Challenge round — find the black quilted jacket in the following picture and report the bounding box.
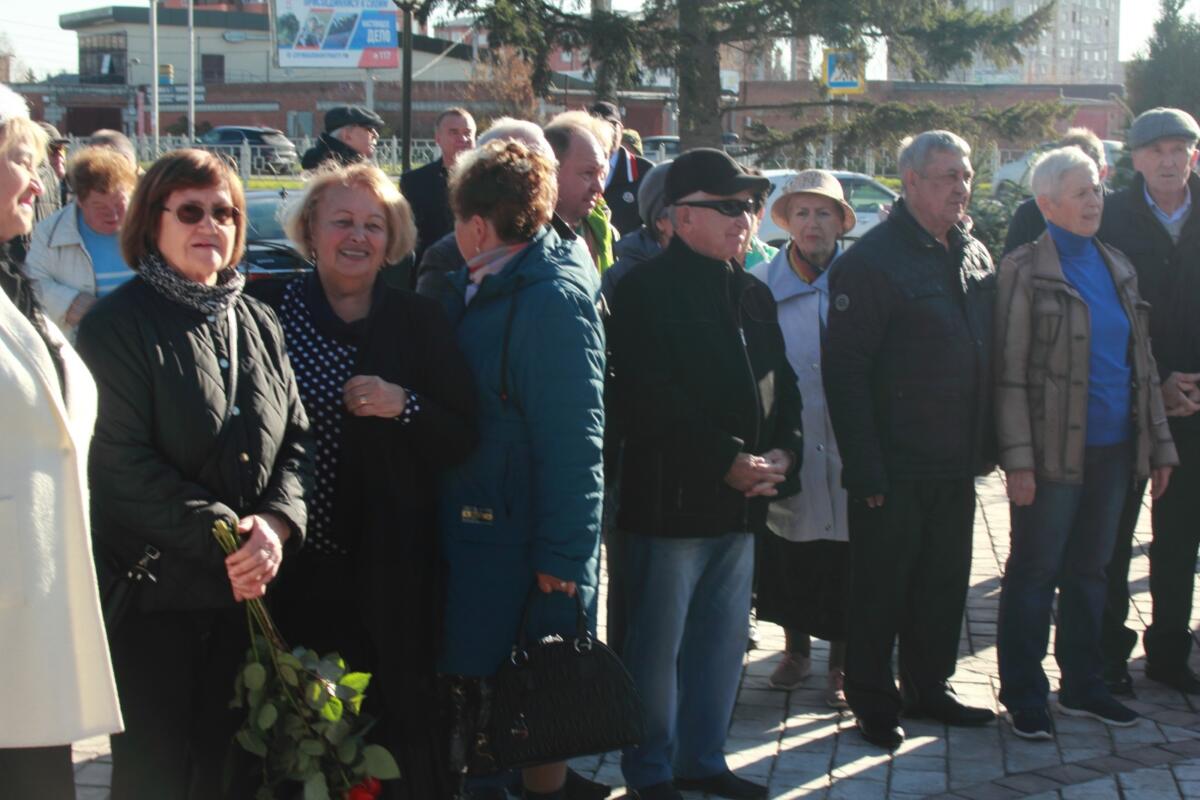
[76,277,312,612]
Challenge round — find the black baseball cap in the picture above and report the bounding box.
[588,101,621,125]
[665,148,770,204]
[324,105,385,133]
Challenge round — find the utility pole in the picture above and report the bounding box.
[187,0,195,142]
[150,0,159,154]
[389,1,416,172]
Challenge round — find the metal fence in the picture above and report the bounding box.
[62,134,441,181]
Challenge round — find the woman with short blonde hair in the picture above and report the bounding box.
[25,144,139,334]
[260,161,477,798]
[0,82,123,799]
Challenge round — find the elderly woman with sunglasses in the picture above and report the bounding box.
[75,148,312,799]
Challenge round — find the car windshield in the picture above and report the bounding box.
[246,196,286,241]
[198,130,222,144]
[843,180,895,214]
[262,132,292,147]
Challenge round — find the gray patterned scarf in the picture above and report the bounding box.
[137,252,245,315]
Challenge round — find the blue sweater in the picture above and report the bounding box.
[1047,222,1132,445]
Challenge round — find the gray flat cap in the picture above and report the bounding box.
[1129,107,1200,150]
[637,161,672,227]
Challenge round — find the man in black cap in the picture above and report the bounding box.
[609,148,803,800]
[300,105,385,170]
[589,100,654,236]
[1098,106,1200,695]
[400,106,476,268]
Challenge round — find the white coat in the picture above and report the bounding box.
[750,245,848,543]
[25,202,96,336]
[0,288,123,747]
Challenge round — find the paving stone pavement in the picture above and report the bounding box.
[71,472,1200,798]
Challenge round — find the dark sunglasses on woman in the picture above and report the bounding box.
[161,202,241,226]
[674,197,762,217]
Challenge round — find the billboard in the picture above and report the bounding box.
[274,0,399,69]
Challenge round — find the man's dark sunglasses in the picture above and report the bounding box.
[161,202,241,226]
[674,197,762,217]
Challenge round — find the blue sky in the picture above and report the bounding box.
[5,0,1188,80]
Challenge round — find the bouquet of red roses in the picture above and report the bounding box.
[214,520,399,800]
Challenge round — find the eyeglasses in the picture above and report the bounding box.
[674,197,762,217]
[161,202,240,226]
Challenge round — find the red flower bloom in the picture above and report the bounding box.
[346,777,382,800]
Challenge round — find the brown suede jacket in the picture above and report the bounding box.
[995,233,1178,483]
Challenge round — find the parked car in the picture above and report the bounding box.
[242,189,309,282]
[756,169,898,247]
[993,139,1124,192]
[642,133,743,163]
[197,126,300,175]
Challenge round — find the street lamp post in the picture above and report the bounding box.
[390,0,416,173]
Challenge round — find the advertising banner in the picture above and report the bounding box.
[274,0,399,69]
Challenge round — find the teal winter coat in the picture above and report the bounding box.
[423,226,606,676]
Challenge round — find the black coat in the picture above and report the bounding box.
[253,275,477,798]
[1099,172,1200,438]
[823,199,997,498]
[76,278,312,611]
[301,132,365,170]
[400,157,453,267]
[609,235,804,538]
[604,147,655,236]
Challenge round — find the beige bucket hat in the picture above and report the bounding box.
[770,169,857,234]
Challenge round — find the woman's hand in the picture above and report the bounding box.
[343,375,408,419]
[1006,469,1037,507]
[536,572,577,598]
[1151,465,1173,500]
[226,513,289,601]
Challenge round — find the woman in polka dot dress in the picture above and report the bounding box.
[255,162,478,800]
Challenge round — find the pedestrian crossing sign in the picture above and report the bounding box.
[824,50,866,95]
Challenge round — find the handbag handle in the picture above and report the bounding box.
[510,582,591,664]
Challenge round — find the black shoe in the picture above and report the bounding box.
[1104,668,1135,697]
[1057,694,1139,726]
[565,768,612,800]
[1145,665,1200,694]
[856,714,905,750]
[908,689,995,726]
[629,783,681,800]
[1007,708,1054,741]
[673,771,767,800]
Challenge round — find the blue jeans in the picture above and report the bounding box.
[998,442,1133,711]
[620,532,754,790]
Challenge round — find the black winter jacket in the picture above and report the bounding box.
[609,235,804,538]
[1099,172,1200,438]
[301,132,365,171]
[76,278,312,612]
[823,199,997,498]
[400,157,453,267]
[604,147,656,236]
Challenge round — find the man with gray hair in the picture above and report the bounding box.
[1003,127,1110,254]
[1098,106,1200,695]
[824,130,997,749]
[300,105,384,170]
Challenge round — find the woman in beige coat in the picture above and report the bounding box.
[0,84,122,796]
[995,146,1176,741]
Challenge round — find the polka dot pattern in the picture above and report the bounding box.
[277,279,354,556]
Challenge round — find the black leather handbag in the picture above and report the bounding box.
[471,590,646,772]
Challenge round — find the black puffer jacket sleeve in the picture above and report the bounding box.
[77,304,236,566]
[823,256,894,498]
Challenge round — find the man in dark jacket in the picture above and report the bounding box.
[611,149,803,800]
[590,100,655,236]
[300,105,384,170]
[1002,127,1110,255]
[824,130,997,750]
[1097,107,1200,695]
[400,107,476,267]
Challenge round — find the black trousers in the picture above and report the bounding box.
[844,477,976,717]
[109,606,256,800]
[0,744,74,798]
[1099,477,1148,674]
[1145,433,1200,671]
